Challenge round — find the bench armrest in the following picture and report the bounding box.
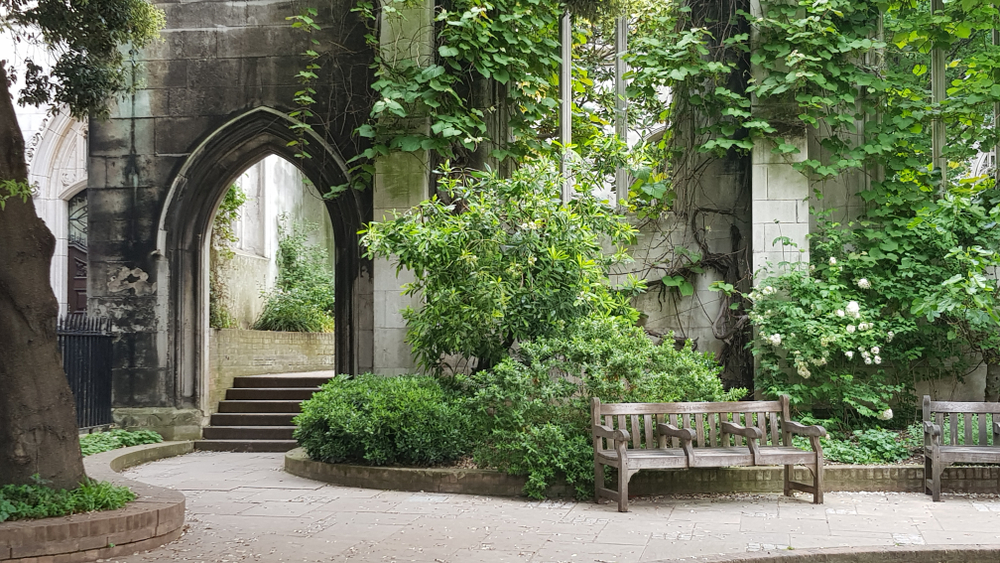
[924,421,942,438]
[785,420,827,438]
[994,421,1000,437]
[721,421,763,440]
[593,424,630,443]
[657,423,696,442]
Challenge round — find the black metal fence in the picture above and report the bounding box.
[57,314,114,429]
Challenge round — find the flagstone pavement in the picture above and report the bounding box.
[109,451,1000,563]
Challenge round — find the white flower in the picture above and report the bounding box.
[763,286,776,295]
[887,331,895,342]
[768,333,782,346]
[797,364,811,378]
[846,325,856,334]
[846,300,861,319]
[878,408,893,421]
[845,351,854,359]
[874,355,882,364]
[871,346,880,354]
[864,357,873,365]
[858,322,872,331]
[836,309,845,317]
[812,357,827,366]
[520,223,530,229]
[857,278,871,289]
[829,257,838,265]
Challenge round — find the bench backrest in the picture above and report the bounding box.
[922,396,1000,446]
[591,396,793,451]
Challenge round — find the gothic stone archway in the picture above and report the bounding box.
[86,0,374,436]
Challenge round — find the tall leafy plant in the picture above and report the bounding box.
[361,159,643,372]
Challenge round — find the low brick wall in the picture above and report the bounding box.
[285,448,1000,497]
[0,442,192,562]
[208,329,336,412]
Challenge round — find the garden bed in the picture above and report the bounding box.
[284,447,1000,497]
[0,442,191,562]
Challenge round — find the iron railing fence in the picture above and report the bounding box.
[57,314,113,430]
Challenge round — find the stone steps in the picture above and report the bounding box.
[195,373,332,452]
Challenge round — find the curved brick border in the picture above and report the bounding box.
[285,448,999,497]
[0,441,193,562]
[659,544,1000,563]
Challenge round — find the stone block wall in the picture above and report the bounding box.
[206,329,336,412]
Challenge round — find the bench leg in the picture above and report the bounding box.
[783,465,793,497]
[923,455,933,497]
[618,467,629,512]
[931,461,943,502]
[594,458,604,504]
[812,459,824,505]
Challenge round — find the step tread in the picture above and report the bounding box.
[210,413,298,426]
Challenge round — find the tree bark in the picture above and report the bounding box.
[986,360,1000,402]
[0,65,86,489]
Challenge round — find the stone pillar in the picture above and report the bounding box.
[371,0,434,374]
[751,134,810,278]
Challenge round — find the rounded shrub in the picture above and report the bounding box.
[293,374,473,466]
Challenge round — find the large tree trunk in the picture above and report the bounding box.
[986,360,1000,402]
[0,65,86,489]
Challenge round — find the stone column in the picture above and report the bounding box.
[371,0,434,374]
[751,134,811,277]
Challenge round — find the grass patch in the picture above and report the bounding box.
[0,479,135,523]
[80,429,163,457]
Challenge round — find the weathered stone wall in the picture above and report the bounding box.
[87,0,374,417]
[206,329,336,413]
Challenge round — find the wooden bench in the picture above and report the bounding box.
[591,395,826,511]
[922,395,1000,501]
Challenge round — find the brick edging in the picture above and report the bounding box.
[285,448,1000,497]
[0,441,193,562]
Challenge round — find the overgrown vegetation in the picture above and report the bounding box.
[209,184,247,329]
[79,429,163,457]
[0,478,135,523]
[361,160,643,372]
[254,219,336,333]
[465,316,744,498]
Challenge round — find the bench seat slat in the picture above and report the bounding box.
[756,445,815,465]
[690,447,753,467]
[938,445,1000,464]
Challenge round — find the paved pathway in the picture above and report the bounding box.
[113,452,1000,562]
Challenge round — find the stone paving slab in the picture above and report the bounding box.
[105,452,1000,563]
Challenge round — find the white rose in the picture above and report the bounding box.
[829,257,837,265]
[836,309,845,317]
[845,351,854,359]
[871,346,880,354]
[874,355,882,364]
[886,331,895,342]
[769,333,782,346]
[797,365,811,378]
[878,408,893,421]
[846,325,856,334]
[857,278,871,289]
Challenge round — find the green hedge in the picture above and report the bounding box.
[293,374,473,466]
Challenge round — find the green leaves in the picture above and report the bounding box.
[360,160,638,373]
